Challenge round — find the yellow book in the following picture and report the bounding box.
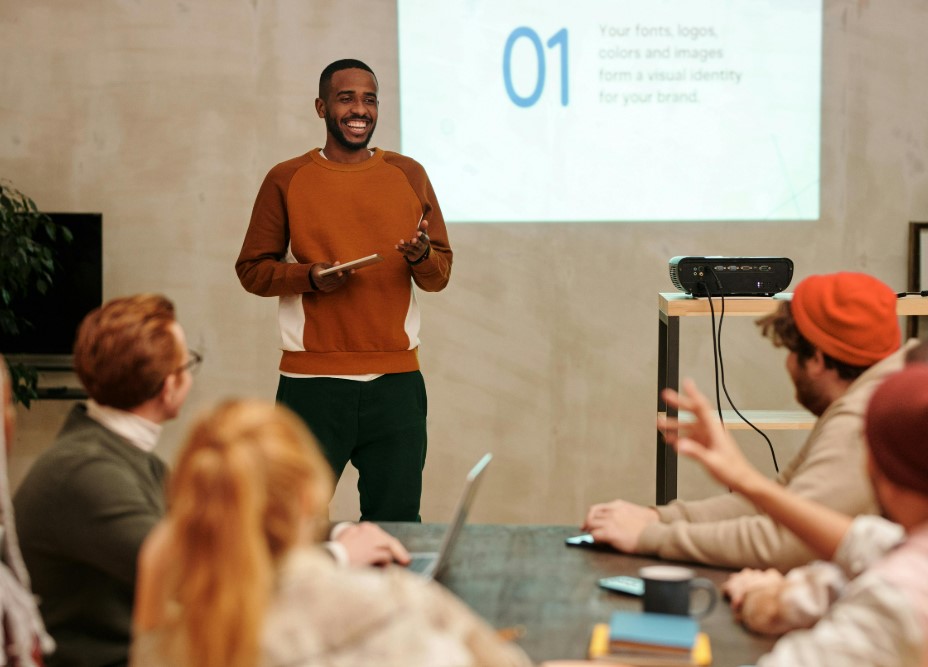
[588,623,712,665]
[693,633,712,666]
[589,623,611,659]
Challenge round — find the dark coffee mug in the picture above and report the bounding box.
[639,565,718,618]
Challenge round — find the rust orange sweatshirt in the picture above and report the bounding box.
[236,148,452,375]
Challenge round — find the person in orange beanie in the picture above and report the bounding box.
[584,271,918,571]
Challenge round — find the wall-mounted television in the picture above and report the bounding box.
[0,212,103,368]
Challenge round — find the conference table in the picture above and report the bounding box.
[380,523,775,664]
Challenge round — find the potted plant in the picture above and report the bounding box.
[0,180,72,406]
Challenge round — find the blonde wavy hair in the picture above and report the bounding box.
[165,399,333,667]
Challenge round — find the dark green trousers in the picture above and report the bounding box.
[277,371,427,521]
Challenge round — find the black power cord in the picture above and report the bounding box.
[698,270,780,474]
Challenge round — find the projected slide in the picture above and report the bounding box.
[397,0,822,222]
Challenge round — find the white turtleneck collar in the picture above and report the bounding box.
[85,399,162,453]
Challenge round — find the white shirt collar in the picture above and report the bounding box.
[319,148,374,160]
[85,399,162,453]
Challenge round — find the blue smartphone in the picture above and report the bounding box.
[598,575,645,597]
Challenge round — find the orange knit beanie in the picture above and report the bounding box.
[791,272,900,366]
[866,365,928,493]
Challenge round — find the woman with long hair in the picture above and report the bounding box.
[130,399,531,667]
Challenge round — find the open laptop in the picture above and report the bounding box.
[407,453,492,580]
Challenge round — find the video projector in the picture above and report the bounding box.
[669,256,794,297]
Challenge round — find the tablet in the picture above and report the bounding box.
[317,254,383,277]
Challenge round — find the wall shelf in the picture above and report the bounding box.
[658,410,815,430]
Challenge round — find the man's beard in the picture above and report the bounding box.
[793,373,830,417]
[325,113,376,151]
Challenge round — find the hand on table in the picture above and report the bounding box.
[582,499,659,552]
[335,522,411,567]
[725,568,793,636]
[724,568,785,611]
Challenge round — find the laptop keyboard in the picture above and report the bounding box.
[407,554,436,573]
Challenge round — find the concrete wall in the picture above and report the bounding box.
[2,0,926,525]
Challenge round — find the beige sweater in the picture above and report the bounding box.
[759,517,926,666]
[636,340,917,572]
[131,548,532,667]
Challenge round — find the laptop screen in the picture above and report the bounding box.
[430,452,493,578]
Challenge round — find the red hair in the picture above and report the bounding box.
[73,294,181,409]
[164,400,333,667]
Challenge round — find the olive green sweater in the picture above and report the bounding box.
[14,405,167,667]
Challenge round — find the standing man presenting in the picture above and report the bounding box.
[236,59,452,522]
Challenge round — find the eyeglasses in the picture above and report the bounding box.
[175,349,203,375]
[146,350,203,400]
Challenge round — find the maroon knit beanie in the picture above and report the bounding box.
[866,365,928,493]
[791,272,900,366]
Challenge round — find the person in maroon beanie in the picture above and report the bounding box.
[660,364,928,666]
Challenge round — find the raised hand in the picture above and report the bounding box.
[657,378,762,494]
[396,218,431,263]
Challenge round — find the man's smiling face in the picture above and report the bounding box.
[317,68,379,152]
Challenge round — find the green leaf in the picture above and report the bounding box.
[8,361,39,408]
[0,180,73,351]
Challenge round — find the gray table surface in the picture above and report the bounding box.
[379,522,775,664]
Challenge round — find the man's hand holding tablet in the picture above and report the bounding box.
[309,254,383,293]
[318,254,383,276]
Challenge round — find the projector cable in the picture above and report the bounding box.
[699,272,780,474]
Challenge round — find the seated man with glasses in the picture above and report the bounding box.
[12,294,411,667]
[13,294,197,667]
